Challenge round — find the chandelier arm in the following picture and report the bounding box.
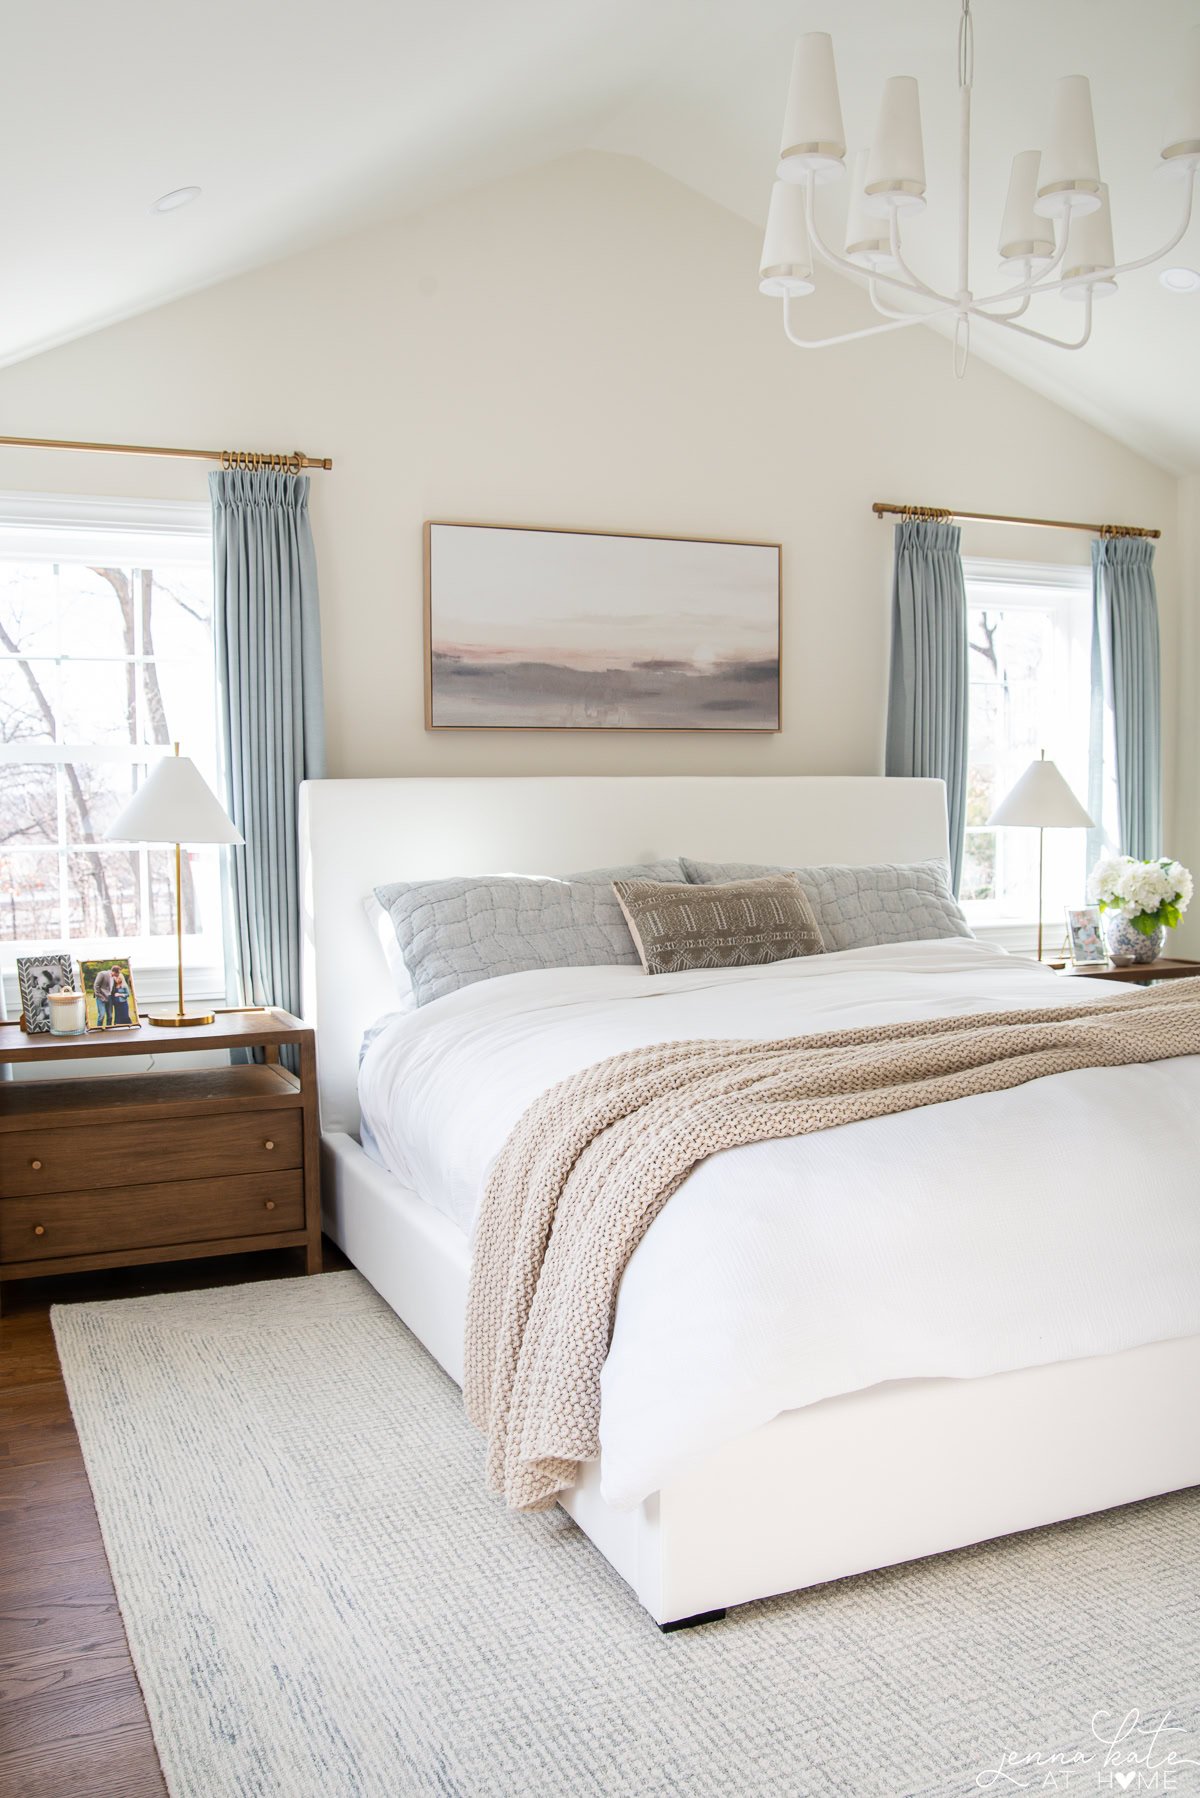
[981,287,1095,349]
[782,293,963,348]
[802,176,953,304]
[1097,172,1195,279]
[866,279,967,323]
[971,264,1033,320]
[888,211,955,304]
[867,279,926,318]
[972,290,1033,321]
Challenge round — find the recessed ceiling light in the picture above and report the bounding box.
[1159,266,1200,293]
[151,186,201,215]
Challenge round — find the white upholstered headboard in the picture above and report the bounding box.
[299,775,949,1134]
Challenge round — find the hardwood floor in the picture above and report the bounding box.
[0,1242,347,1797]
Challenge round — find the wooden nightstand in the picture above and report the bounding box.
[0,1010,322,1296]
[1054,957,1200,987]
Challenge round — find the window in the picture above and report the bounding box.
[960,558,1099,941]
[0,495,224,1001]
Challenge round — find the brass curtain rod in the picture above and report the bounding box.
[872,501,1159,540]
[0,433,332,472]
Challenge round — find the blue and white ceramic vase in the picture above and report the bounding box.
[1103,913,1166,966]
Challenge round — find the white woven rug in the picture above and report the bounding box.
[54,1271,1200,1798]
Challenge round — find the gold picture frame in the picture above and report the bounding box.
[424,520,782,733]
[79,957,141,1031]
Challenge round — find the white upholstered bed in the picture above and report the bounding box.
[300,775,1200,1626]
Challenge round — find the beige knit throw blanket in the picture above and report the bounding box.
[463,978,1200,1511]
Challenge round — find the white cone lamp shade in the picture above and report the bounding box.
[759,181,815,295]
[987,758,1095,829]
[1061,183,1117,299]
[1162,26,1200,170]
[1035,75,1102,217]
[845,149,898,269]
[998,151,1056,266]
[777,34,846,184]
[106,756,243,847]
[106,754,242,1028]
[865,77,927,215]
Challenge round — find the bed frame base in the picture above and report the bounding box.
[322,1130,1200,1627]
[658,1610,727,1633]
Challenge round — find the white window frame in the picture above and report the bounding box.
[960,557,1093,954]
[0,491,226,1016]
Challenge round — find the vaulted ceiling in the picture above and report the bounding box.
[4,1,1197,469]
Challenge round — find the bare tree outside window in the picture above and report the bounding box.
[960,571,1092,925]
[0,546,216,950]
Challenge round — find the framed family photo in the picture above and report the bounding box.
[424,521,782,732]
[1065,906,1109,967]
[79,958,140,1031]
[17,952,77,1033]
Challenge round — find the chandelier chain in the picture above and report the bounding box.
[958,0,974,90]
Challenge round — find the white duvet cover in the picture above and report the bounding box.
[357,939,1200,1508]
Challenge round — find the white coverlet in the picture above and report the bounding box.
[358,939,1200,1508]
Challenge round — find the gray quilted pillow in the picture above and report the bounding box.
[680,858,971,953]
[374,862,685,1006]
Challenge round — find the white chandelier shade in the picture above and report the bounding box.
[777,33,846,183]
[761,0,1199,367]
[1034,75,1102,217]
[998,151,1055,266]
[1062,184,1117,300]
[845,150,898,269]
[865,76,927,214]
[759,182,815,296]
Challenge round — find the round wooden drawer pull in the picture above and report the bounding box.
[34,1224,46,1236]
[264,1199,276,1211]
[30,1159,42,1171]
[264,1140,275,1151]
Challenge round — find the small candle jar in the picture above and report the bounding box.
[48,991,87,1035]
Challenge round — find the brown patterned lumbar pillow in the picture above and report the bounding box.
[610,874,825,975]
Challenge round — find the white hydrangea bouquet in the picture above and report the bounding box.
[1087,854,1193,962]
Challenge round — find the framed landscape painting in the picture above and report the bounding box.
[424,522,781,731]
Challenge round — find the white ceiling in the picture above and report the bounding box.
[3,1,1198,470]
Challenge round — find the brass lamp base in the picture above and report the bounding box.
[149,1011,215,1028]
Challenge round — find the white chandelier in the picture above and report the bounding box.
[759,0,1199,370]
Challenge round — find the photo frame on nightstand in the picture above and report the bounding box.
[1065,906,1109,967]
[78,958,141,1031]
[16,951,78,1033]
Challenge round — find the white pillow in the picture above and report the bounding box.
[363,892,416,1012]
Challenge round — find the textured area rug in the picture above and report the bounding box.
[54,1272,1200,1798]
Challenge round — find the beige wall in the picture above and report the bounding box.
[0,150,1185,850]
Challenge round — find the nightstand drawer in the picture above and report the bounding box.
[0,1170,304,1263]
[1,1109,301,1198]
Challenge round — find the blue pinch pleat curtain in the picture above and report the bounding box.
[884,519,970,893]
[1090,535,1162,861]
[210,469,326,1019]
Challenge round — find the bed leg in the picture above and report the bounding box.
[658,1608,727,1633]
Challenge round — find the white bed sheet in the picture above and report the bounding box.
[357,939,1200,1508]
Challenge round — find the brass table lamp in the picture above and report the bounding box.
[987,750,1095,962]
[106,745,243,1026]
